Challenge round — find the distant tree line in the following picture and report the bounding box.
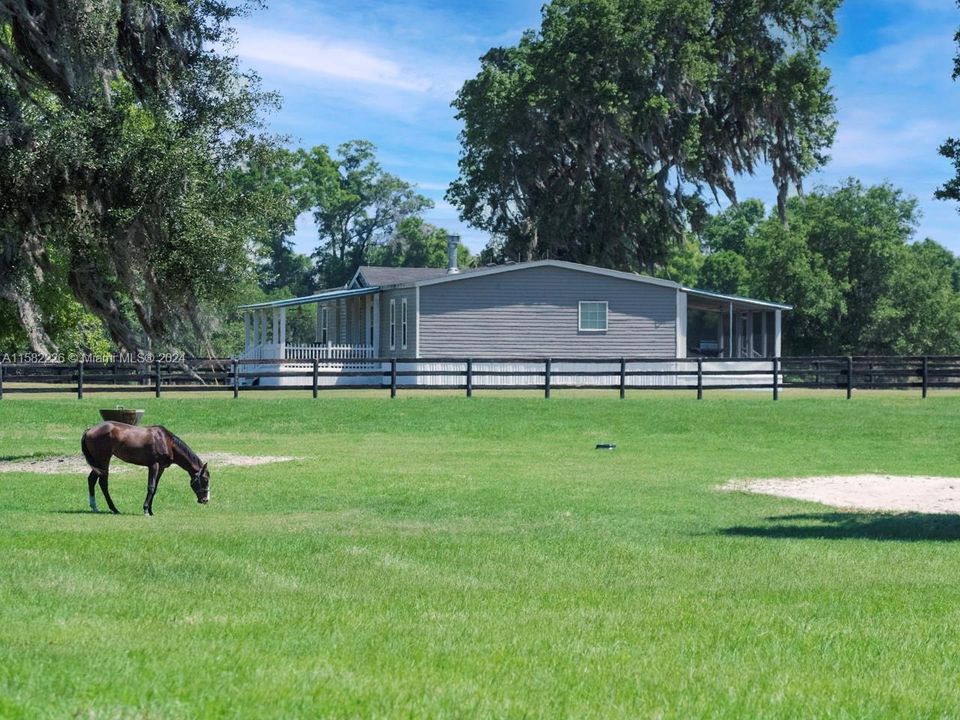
[655,181,960,356]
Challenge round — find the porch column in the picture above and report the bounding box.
[279,307,287,358]
[774,310,782,357]
[271,308,279,355]
[372,293,381,356]
[252,311,259,347]
[761,312,767,359]
[728,302,734,359]
[244,312,252,351]
[675,290,687,359]
[260,310,268,346]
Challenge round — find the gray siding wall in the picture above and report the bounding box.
[378,287,417,358]
[418,266,677,358]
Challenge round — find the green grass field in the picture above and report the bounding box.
[2,393,960,718]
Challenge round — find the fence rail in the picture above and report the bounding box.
[2,355,960,399]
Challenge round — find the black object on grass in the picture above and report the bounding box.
[596,443,617,450]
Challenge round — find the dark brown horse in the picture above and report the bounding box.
[81,422,210,515]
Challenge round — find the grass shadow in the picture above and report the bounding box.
[50,510,126,515]
[721,512,960,542]
[0,452,53,462]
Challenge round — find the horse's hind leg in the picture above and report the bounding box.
[87,471,100,513]
[98,468,119,514]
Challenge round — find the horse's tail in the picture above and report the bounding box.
[80,431,99,473]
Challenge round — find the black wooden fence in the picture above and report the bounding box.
[1,356,960,400]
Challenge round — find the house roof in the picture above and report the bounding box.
[412,260,680,290]
[238,285,380,311]
[352,266,451,287]
[682,287,793,311]
[238,259,790,312]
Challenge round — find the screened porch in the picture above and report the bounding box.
[683,289,788,359]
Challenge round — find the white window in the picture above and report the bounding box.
[319,306,328,344]
[389,299,396,350]
[401,298,408,349]
[578,301,608,332]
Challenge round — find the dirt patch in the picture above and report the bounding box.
[722,475,960,514]
[0,452,298,475]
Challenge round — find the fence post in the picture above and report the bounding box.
[846,356,853,400]
[155,359,161,398]
[312,358,319,399]
[619,358,626,399]
[232,358,239,399]
[77,360,84,400]
[390,358,397,398]
[922,355,929,399]
[466,358,473,398]
[815,360,821,389]
[544,358,552,399]
[772,357,780,401]
[697,358,703,400]
[0,361,4,400]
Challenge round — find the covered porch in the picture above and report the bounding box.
[682,288,789,359]
[239,286,381,363]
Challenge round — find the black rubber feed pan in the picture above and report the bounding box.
[99,408,145,425]
[596,443,617,450]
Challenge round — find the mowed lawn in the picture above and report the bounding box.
[2,394,960,718]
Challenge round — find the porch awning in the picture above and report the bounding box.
[238,286,381,311]
[682,287,792,311]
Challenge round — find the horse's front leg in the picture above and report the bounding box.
[98,469,119,514]
[143,463,164,516]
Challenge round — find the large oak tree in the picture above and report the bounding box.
[448,0,839,270]
[0,0,283,355]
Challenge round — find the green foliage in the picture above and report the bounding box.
[689,180,960,355]
[367,217,472,269]
[937,4,960,205]
[698,250,751,295]
[302,142,433,288]
[653,238,703,287]
[228,146,315,298]
[448,0,839,268]
[701,200,766,255]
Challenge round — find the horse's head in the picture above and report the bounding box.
[191,463,210,504]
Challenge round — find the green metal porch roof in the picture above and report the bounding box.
[238,286,380,311]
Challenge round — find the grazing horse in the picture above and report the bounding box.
[81,422,210,515]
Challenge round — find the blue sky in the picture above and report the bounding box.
[234,0,960,256]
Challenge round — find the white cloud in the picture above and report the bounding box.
[236,29,434,93]
[845,33,955,84]
[829,114,951,170]
[412,180,451,192]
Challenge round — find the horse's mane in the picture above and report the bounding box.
[160,427,201,468]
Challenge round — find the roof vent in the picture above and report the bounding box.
[447,234,461,274]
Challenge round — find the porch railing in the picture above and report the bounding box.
[284,344,375,362]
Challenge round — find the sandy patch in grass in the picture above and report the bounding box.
[0,452,298,475]
[723,475,960,514]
